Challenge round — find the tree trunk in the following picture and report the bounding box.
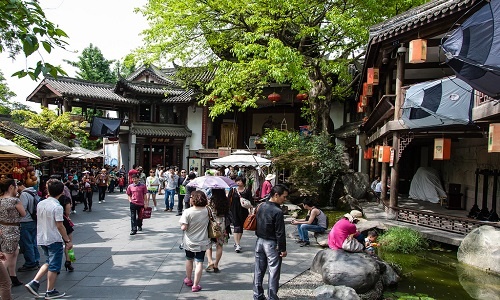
[309,76,333,134]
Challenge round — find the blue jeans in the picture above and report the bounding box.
[253,238,282,300]
[297,224,326,242]
[164,189,175,209]
[40,242,63,272]
[19,221,40,267]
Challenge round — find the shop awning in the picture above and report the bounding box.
[0,137,40,159]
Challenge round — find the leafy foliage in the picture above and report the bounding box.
[137,0,427,132]
[0,70,34,115]
[12,135,39,157]
[263,129,346,197]
[379,227,429,254]
[11,108,87,145]
[64,44,116,83]
[0,0,68,79]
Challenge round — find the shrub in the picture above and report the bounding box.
[378,227,428,254]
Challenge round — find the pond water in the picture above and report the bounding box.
[380,249,500,300]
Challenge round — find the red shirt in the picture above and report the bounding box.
[126,183,147,206]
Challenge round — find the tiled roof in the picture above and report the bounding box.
[162,89,196,104]
[116,79,191,99]
[38,77,138,104]
[369,0,484,43]
[130,125,192,137]
[173,63,217,84]
[0,119,72,151]
[126,65,179,86]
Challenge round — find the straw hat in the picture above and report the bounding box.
[265,174,276,181]
[344,210,366,222]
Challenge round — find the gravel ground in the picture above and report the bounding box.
[278,269,324,300]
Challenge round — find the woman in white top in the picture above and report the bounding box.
[146,169,159,211]
[179,191,210,293]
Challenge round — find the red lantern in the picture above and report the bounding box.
[69,133,76,139]
[108,137,119,142]
[89,136,98,141]
[296,93,308,101]
[268,92,281,103]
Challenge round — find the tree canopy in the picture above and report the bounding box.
[137,0,427,132]
[64,44,116,83]
[0,0,69,79]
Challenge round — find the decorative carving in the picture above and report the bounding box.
[398,133,414,158]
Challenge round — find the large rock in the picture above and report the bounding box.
[342,172,370,199]
[457,225,500,275]
[315,285,360,300]
[311,250,380,293]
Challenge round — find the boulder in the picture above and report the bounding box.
[376,260,400,286]
[356,220,388,233]
[315,232,329,247]
[311,250,380,293]
[457,225,500,275]
[337,194,362,212]
[315,285,360,300]
[342,172,370,200]
[358,279,384,300]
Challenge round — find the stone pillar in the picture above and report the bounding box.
[63,99,70,113]
[129,134,136,171]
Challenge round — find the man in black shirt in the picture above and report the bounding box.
[253,184,289,300]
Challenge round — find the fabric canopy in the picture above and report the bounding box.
[442,0,500,98]
[210,150,271,168]
[68,147,104,159]
[401,77,473,129]
[90,117,121,137]
[0,136,40,159]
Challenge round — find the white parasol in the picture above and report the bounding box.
[210,150,271,168]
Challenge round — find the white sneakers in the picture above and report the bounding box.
[103,200,106,203]
[153,206,158,211]
[235,244,242,253]
[98,201,101,204]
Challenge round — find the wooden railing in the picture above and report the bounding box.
[391,206,500,235]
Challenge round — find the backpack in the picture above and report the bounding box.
[22,190,41,221]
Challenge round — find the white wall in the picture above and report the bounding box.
[187,106,204,151]
[330,101,345,129]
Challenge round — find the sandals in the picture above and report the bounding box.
[192,285,202,292]
[205,263,214,271]
[213,267,220,273]
[183,278,193,287]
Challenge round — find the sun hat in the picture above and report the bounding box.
[344,210,366,222]
[265,174,276,181]
[101,168,107,172]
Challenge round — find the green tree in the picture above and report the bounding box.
[0,0,68,79]
[0,70,34,115]
[137,0,426,133]
[64,44,116,83]
[263,129,346,200]
[11,108,87,145]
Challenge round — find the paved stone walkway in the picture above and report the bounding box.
[12,192,319,299]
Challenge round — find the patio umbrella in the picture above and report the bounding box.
[210,150,271,168]
[0,136,40,159]
[442,0,500,98]
[186,175,231,189]
[216,176,237,188]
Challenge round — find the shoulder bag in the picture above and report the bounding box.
[243,203,262,231]
[237,190,253,209]
[207,206,223,238]
[341,235,364,252]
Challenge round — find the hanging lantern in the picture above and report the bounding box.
[357,101,364,113]
[108,137,119,142]
[268,92,281,103]
[69,133,76,139]
[296,93,308,101]
[378,146,391,163]
[367,68,379,85]
[364,147,374,160]
[363,83,373,96]
[360,95,369,107]
[489,124,500,152]
[89,136,98,141]
[409,39,427,63]
[434,138,451,160]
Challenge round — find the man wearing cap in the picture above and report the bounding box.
[260,173,276,199]
[327,210,364,251]
[96,169,108,204]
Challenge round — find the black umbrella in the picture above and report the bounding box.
[442,0,500,99]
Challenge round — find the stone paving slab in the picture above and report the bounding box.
[12,192,319,299]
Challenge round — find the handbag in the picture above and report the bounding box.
[207,207,223,238]
[237,190,253,209]
[139,207,153,219]
[243,204,262,231]
[63,215,74,227]
[341,235,364,252]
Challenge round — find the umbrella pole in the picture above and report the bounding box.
[244,142,268,177]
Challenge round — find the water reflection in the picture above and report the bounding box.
[456,264,500,300]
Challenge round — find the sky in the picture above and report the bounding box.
[0,0,148,111]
